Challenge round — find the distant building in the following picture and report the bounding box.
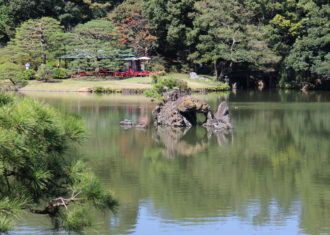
[57,53,155,77]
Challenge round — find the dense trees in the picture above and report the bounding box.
[143,0,196,59]
[109,0,157,56]
[141,0,329,88]
[0,0,329,88]
[0,0,123,44]
[9,17,63,66]
[189,0,279,79]
[0,92,117,232]
[68,19,126,72]
[284,3,330,86]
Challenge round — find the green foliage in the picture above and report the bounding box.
[0,92,117,232]
[0,0,130,45]
[93,86,105,93]
[143,0,196,59]
[8,17,64,67]
[53,68,69,79]
[144,88,163,100]
[37,64,53,81]
[150,74,159,84]
[189,0,279,79]
[144,77,188,100]
[0,91,13,106]
[145,56,167,72]
[284,4,330,84]
[0,217,13,232]
[66,19,127,73]
[91,86,121,93]
[213,83,231,91]
[0,3,14,44]
[19,69,35,80]
[0,62,23,85]
[61,206,92,231]
[0,0,329,88]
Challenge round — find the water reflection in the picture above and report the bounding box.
[152,126,232,157]
[19,91,330,235]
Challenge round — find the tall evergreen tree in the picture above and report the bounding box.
[189,0,279,79]
[67,19,126,72]
[7,17,64,66]
[143,0,196,59]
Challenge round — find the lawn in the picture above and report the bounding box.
[19,73,220,92]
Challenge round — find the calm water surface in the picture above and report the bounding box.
[14,90,330,235]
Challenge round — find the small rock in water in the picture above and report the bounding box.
[120,119,134,126]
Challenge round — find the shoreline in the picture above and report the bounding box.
[15,74,229,93]
[18,87,231,94]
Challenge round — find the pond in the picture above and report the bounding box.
[13,90,330,235]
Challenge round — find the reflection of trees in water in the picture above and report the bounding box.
[152,126,232,157]
[30,92,330,235]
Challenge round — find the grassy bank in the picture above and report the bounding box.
[18,73,221,92]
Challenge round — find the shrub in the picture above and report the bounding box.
[53,68,69,79]
[144,89,162,100]
[0,62,20,84]
[37,64,53,81]
[150,74,159,84]
[146,56,167,72]
[170,65,179,73]
[144,77,189,100]
[92,86,104,93]
[19,69,35,80]
[214,83,231,91]
[180,64,190,73]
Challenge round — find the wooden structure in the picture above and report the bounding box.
[57,53,160,77]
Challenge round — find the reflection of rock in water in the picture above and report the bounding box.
[205,127,232,147]
[153,126,232,158]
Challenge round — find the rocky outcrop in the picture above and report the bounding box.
[152,90,209,127]
[203,102,232,130]
[152,90,232,130]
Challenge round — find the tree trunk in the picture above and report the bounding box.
[218,61,227,80]
[214,59,218,79]
[41,53,46,65]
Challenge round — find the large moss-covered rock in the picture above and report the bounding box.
[152,90,232,130]
[152,90,209,127]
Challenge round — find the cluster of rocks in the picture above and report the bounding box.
[152,90,232,130]
[189,72,210,81]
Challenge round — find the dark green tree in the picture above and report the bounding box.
[0,1,14,44]
[189,0,279,79]
[7,17,64,67]
[67,19,126,73]
[143,0,196,59]
[0,92,117,232]
[284,2,330,87]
